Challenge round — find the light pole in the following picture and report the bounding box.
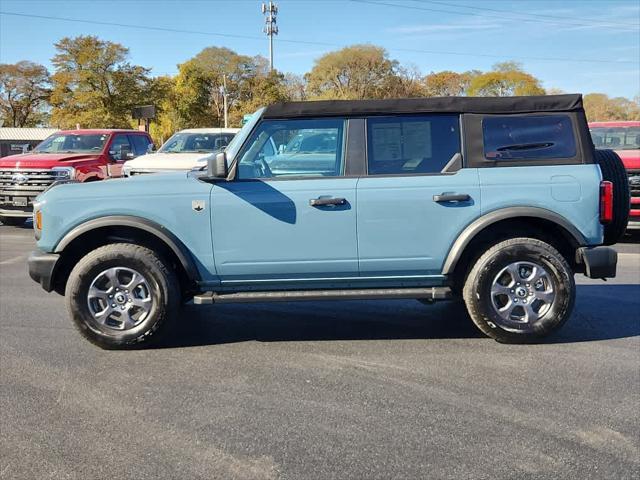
[219,74,228,128]
[262,2,278,71]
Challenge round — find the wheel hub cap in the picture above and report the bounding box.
[86,267,152,331]
[490,261,556,332]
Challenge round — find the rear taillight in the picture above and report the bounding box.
[600,181,613,224]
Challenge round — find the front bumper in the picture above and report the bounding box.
[576,246,617,279]
[627,219,640,230]
[0,206,33,218]
[28,250,60,292]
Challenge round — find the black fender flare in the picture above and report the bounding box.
[441,207,588,275]
[54,215,200,282]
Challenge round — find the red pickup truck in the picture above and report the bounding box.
[589,121,640,230]
[0,129,152,226]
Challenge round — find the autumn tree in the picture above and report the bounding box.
[305,45,405,100]
[423,70,479,97]
[49,36,154,128]
[282,73,307,101]
[467,61,545,97]
[584,93,640,121]
[230,70,291,124]
[0,61,50,127]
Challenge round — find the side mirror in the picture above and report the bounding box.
[147,143,155,153]
[207,151,228,179]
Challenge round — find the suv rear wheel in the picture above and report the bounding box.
[463,238,575,343]
[65,243,180,349]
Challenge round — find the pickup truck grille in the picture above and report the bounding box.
[0,169,56,209]
[628,170,640,197]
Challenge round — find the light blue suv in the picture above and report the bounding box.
[28,95,629,349]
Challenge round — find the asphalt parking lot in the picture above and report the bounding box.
[1,223,639,480]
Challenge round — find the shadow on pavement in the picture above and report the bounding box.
[156,284,640,349]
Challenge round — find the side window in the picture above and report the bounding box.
[109,134,132,161]
[366,115,460,175]
[130,135,151,155]
[483,115,576,160]
[236,118,345,179]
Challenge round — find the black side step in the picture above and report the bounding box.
[193,287,451,305]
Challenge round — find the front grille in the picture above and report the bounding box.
[628,170,640,197]
[0,169,56,206]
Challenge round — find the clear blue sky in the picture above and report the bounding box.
[1,0,639,98]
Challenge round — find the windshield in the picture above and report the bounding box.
[159,132,235,153]
[34,133,109,153]
[225,108,265,163]
[590,126,640,151]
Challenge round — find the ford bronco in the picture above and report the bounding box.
[28,95,629,349]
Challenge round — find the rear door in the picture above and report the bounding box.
[356,114,481,277]
[211,117,359,283]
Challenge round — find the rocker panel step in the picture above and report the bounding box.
[193,287,452,305]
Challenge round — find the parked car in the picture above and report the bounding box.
[123,128,239,176]
[0,129,153,226]
[28,95,629,349]
[589,121,639,229]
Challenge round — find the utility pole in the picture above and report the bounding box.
[220,74,228,128]
[262,1,278,71]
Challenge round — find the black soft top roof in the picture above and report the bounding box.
[263,94,583,118]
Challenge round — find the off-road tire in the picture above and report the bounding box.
[65,243,180,349]
[0,216,27,226]
[463,237,575,343]
[595,149,630,245]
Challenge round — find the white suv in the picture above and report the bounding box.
[123,128,239,176]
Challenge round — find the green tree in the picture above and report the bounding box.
[0,61,50,127]
[146,75,179,146]
[467,61,545,97]
[305,45,402,100]
[50,36,154,128]
[169,47,274,127]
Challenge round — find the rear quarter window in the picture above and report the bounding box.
[483,115,576,160]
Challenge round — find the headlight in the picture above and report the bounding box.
[51,166,76,180]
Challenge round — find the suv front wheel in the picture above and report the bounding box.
[463,238,575,343]
[65,243,180,349]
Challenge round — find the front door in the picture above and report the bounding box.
[211,117,358,284]
[106,134,133,177]
[356,114,481,277]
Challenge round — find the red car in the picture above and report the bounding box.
[589,121,640,230]
[0,129,152,226]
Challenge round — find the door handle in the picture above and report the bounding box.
[433,193,471,203]
[309,197,347,207]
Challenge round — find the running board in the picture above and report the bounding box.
[193,287,452,305]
